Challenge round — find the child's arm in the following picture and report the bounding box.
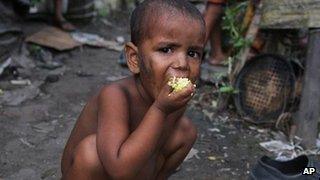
[96,83,194,179]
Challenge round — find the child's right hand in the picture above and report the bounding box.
[154,81,195,115]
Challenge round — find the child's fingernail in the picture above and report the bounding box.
[193,84,196,88]
[191,92,194,96]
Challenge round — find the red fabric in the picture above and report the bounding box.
[207,0,227,4]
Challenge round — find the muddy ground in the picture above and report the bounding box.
[0,14,276,180]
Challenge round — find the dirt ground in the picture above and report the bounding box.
[0,14,275,180]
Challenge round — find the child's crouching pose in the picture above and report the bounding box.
[61,0,206,179]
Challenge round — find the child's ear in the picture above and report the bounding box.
[125,42,140,74]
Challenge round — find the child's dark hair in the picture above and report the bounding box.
[130,0,205,46]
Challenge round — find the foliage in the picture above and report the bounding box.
[29,44,42,55]
[30,0,43,6]
[218,84,239,94]
[222,1,251,57]
[98,7,109,18]
[214,1,250,96]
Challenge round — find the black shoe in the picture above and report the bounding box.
[249,155,320,180]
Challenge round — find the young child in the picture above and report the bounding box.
[61,0,205,179]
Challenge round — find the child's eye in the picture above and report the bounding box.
[187,50,200,59]
[159,47,172,53]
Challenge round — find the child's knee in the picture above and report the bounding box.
[180,117,198,146]
[72,134,103,171]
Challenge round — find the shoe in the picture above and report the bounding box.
[249,155,320,180]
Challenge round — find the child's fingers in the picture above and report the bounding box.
[170,83,195,98]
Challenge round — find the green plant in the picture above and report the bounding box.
[29,44,42,55]
[218,84,239,94]
[98,7,109,18]
[222,1,251,57]
[30,0,43,6]
[213,1,250,97]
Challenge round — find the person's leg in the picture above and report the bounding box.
[156,116,197,179]
[62,134,109,180]
[203,1,226,65]
[208,15,226,65]
[54,0,75,31]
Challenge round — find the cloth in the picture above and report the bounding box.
[207,0,227,4]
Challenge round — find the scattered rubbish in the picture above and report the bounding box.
[32,122,55,134]
[258,137,320,161]
[71,32,123,51]
[45,75,59,83]
[215,134,226,139]
[249,126,268,133]
[219,168,231,172]
[0,81,42,106]
[26,26,81,51]
[260,140,295,153]
[184,148,200,161]
[10,79,31,86]
[106,75,126,82]
[29,46,63,70]
[41,168,56,179]
[208,128,220,133]
[0,57,12,75]
[208,156,217,161]
[211,100,217,108]
[202,109,214,120]
[76,71,94,77]
[116,36,125,44]
[19,138,35,148]
[101,19,113,27]
[11,54,36,70]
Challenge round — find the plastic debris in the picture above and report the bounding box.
[202,109,214,120]
[211,100,217,108]
[260,140,295,153]
[0,81,42,106]
[116,36,125,44]
[208,156,217,161]
[259,138,320,161]
[19,138,35,148]
[184,148,200,161]
[32,122,55,134]
[208,128,220,133]
[71,32,123,51]
[219,168,231,172]
[10,79,31,86]
[0,57,12,75]
[106,75,126,82]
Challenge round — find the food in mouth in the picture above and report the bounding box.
[167,77,192,92]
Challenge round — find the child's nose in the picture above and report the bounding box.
[172,53,188,70]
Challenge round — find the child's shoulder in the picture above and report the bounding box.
[97,76,135,104]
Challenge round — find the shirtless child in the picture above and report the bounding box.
[61,0,206,179]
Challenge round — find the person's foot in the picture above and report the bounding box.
[54,18,76,32]
[207,54,227,66]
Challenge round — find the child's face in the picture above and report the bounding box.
[138,13,205,99]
